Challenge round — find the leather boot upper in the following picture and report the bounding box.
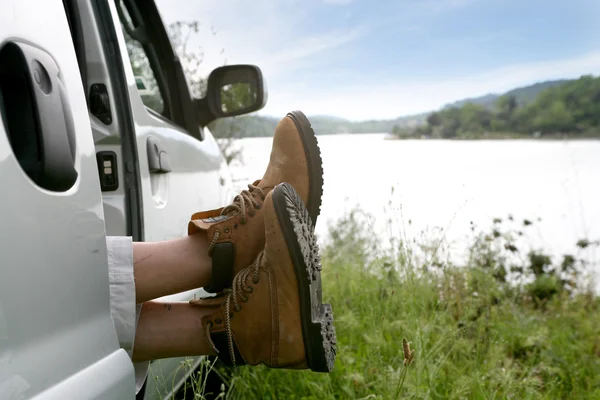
[191,190,308,368]
[257,116,310,204]
[188,113,313,293]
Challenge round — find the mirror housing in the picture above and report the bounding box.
[196,64,267,126]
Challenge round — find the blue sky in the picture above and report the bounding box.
[156,0,600,121]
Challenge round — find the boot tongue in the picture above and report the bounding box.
[189,205,234,234]
[198,214,229,227]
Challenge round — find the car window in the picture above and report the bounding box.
[117,1,166,116]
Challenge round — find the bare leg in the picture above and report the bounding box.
[132,301,217,362]
[133,234,212,303]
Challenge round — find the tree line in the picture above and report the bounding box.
[393,75,600,139]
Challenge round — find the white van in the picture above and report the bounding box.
[0,0,266,398]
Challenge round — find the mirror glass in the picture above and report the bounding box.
[218,68,259,114]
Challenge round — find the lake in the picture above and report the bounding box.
[228,134,600,283]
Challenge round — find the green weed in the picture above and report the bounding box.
[194,211,600,399]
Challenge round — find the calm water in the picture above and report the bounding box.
[229,134,600,275]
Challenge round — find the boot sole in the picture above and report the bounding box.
[273,182,336,372]
[286,111,324,227]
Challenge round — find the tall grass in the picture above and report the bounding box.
[188,210,600,399]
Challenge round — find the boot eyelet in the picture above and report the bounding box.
[246,286,253,293]
[224,227,230,234]
[241,296,248,303]
[252,277,259,284]
[234,305,241,312]
[234,224,239,230]
[215,318,222,325]
[229,312,234,319]
[255,204,261,210]
[249,210,256,217]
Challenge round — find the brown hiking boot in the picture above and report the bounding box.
[189,111,324,293]
[190,183,336,372]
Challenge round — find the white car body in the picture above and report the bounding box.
[0,0,260,398]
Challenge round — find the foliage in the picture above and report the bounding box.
[210,113,429,138]
[185,211,600,399]
[444,80,569,110]
[223,76,595,138]
[166,21,249,163]
[167,21,207,99]
[119,12,246,163]
[215,79,580,138]
[403,75,600,139]
[121,14,427,140]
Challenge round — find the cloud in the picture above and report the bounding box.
[322,0,354,4]
[422,0,479,12]
[260,51,600,120]
[155,0,365,79]
[258,27,366,72]
[155,0,600,121]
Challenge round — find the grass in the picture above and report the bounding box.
[184,211,600,399]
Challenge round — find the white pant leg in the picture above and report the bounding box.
[106,236,149,395]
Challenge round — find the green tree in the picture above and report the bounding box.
[167,21,207,98]
[120,14,246,163]
[421,75,600,138]
[492,95,518,132]
[496,95,517,116]
[531,100,574,133]
[439,108,461,138]
[458,103,492,134]
[426,112,442,127]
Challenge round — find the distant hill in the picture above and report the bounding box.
[209,79,573,138]
[209,112,428,137]
[396,74,600,139]
[444,80,571,110]
[209,115,277,138]
[307,113,428,135]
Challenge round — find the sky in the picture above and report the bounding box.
[155,0,600,121]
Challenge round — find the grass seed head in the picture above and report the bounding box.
[402,338,415,366]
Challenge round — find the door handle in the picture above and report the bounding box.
[147,137,171,173]
[1,41,78,191]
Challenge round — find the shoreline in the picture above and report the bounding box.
[226,133,600,140]
[385,135,600,141]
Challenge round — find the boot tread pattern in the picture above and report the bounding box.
[274,182,337,373]
[287,111,324,227]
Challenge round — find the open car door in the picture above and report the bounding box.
[0,0,134,398]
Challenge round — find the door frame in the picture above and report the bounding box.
[90,0,145,241]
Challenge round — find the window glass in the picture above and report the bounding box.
[118,2,165,115]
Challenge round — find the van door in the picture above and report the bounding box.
[113,0,232,244]
[93,0,233,397]
[113,1,232,396]
[0,0,134,399]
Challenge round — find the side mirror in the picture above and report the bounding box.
[196,65,267,126]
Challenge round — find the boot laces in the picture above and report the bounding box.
[207,184,265,255]
[205,251,264,367]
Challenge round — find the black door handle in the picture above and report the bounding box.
[147,137,171,173]
[0,41,78,191]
